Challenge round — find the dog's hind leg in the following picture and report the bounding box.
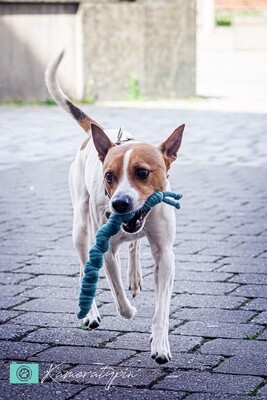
[128,240,142,297]
[104,243,137,319]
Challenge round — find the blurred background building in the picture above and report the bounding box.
[0,0,196,101]
[197,0,267,107]
[0,0,266,103]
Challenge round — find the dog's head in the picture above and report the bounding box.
[91,123,184,234]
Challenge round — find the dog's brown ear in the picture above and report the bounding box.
[91,123,115,162]
[159,124,185,169]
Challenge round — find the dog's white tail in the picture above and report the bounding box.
[45,51,101,134]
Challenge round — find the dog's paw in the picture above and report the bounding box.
[128,280,142,298]
[118,305,137,319]
[150,335,171,364]
[151,351,171,364]
[83,303,101,329]
[83,315,101,329]
[128,274,142,298]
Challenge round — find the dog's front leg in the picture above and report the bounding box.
[104,244,137,319]
[150,245,174,364]
[147,209,176,364]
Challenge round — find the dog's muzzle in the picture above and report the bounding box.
[112,194,132,214]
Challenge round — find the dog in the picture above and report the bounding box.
[45,52,185,364]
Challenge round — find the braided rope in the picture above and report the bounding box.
[77,191,182,319]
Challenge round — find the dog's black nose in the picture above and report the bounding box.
[112,195,132,213]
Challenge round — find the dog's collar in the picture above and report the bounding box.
[115,127,135,145]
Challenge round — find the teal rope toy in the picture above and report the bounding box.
[77,191,182,319]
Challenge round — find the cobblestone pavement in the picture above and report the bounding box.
[1,104,267,171]
[0,104,267,399]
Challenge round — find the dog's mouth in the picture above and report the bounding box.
[122,209,149,234]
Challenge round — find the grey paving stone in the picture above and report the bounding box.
[243,298,267,311]
[258,330,267,340]
[30,346,136,365]
[98,302,134,317]
[258,384,267,398]
[99,297,158,318]
[0,245,46,256]
[200,338,267,356]
[172,281,238,295]
[173,294,246,309]
[174,308,255,323]
[174,270,233,282]
[172,321,262,339]
[106,332,201,353]
[13,298,78,313]
[229,274,267,285]
[37,248,76,258]
[18,262,78,276]
[21,286,80,299]
[230,285,267,298]
[23,327,120,346]
[0,324,37,340]
[0,296,28,309]
[0,360,9,380]
[23,275,79,287]
[175,261,221,272]
[31,255,78,267]
[174,255,222,264]
[252,311,267,324]
[0,310,22,323]
[0,255,35,271]
[186,394,254,400]
[215,354,267,376]
[0,340,48,360]
[97,290,117,303]
[200,244,265,257]
[120,351,222,370]
[218,262,267,274]
[9,311,79,327]
[0,284,32,297]
[98,316,180,333]
[174,242,208,255]
[73,387,186,400]
[210,225,266,236]
[0,381,84,400]
[176,233,229,242]
[153,371,263,395]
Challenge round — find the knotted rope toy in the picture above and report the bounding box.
[77,191,182,319]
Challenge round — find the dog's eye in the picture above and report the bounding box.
[105,172,115,184]
[135,168,150,179]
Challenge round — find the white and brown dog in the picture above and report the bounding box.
[45,52,184,364]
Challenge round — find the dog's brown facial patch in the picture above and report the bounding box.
[127,144,167,203]
[103,143,167,202]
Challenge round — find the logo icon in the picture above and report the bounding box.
[10,363,39,384]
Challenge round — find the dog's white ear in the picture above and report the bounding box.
[159,124,185,169]
[91,123,115,162]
